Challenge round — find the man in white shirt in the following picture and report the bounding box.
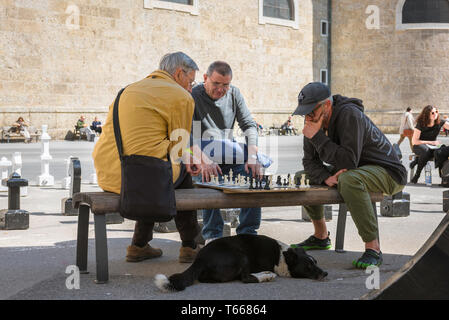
[397,107,415,150]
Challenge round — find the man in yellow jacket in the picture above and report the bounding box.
[93,52,218,263]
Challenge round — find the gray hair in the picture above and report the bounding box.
[159,52,199,76]
[318,96,333,106]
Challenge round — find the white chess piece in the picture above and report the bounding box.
[229,169,233,184]
[0,157,12,192]
[37,125,54,186]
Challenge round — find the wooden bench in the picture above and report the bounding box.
[1,126,40,143]
[72,188,384,284]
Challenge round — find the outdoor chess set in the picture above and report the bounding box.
[194,170,327,193]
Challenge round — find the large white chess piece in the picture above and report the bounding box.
[12,152,27,196]
[37,125,54,186]
[0,156,12,192]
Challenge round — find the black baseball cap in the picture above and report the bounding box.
[292,82,331,116]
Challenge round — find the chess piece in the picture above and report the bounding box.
[249,177,254,190]
[295,176,301,188]
[229,169,233,183]
[276,175,282,186]
[306,179,310,188]
[283,178,288,187]
[264,176,271,190]
[224,175,228,184]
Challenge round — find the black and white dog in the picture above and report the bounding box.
[155,234,328,292]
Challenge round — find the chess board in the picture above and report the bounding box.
[194,181,328,194]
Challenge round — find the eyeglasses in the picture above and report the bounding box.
[182,70,197,88]
[432,110,439,115]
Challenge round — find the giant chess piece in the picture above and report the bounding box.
[37,125,54,186]
[0,156,12,192]
[12,152,27,197]
[0,172,29,230]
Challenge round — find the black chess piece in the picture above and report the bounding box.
[249,177,254,190]
[283,178,288,186]
[276,175,282,186]
[264,176,271,190]
[295,176,301,188]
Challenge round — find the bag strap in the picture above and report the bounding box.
[112,87,171,163]
[112,87,126,160]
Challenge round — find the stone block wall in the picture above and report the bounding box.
[331,0,449,132]
[1,0,315,139]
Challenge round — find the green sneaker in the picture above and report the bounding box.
[291,232,331,251]
[352,249,383,269]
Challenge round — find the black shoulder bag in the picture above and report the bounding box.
[112,88,177,223]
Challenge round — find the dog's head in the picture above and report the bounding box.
[283,247,328,280]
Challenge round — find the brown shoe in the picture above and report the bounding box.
[179,246,200,263]
[126,244,162,262]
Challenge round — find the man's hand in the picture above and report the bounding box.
[303,113,324,139]
[324,169,347,187]
[246,145,262,179]
[245,161,262,179]
[200,162,222,182]
[185,162,201,176]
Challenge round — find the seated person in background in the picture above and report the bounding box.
[10,117,31,141]
[76,115,94,137]
[90,117,103,134]
[281,116,296,135]
[410,105,449,183]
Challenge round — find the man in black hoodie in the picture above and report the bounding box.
[290,82,407,269]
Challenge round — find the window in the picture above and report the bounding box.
[263,0,294,20]
[144,0,199,15]
[161,0,192,4]
[396,0,449,30]
[320,69,328,85]
[259,0,299,29]
[321,20,328,36]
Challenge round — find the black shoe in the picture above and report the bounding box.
[291,232,331,251]
[352,249,383,269]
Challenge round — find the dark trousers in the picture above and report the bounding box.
[131,165,200,248]
[413,144,449,178]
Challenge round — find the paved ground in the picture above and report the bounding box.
[0,135,447,301]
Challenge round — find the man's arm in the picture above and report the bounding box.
[308,110,365,172]
[303,136,332,184]
[233,87,258,147]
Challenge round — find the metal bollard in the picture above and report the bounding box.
[61,157,81,216]
[0,172,29,230]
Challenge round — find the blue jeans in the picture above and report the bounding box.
[193,164,262,240]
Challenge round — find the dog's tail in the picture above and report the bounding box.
[154,261,203,292]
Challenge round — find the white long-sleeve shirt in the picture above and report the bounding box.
[399,111,415,134]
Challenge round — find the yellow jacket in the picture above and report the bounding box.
[93,70,194,194]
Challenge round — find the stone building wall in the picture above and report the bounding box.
[1,0,316,139]
[331,0,449,132]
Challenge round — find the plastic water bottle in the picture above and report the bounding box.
[425,163,432,186]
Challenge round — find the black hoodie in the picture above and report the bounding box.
[303,95,407,186]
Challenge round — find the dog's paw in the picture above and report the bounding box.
[251,271,277,283]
